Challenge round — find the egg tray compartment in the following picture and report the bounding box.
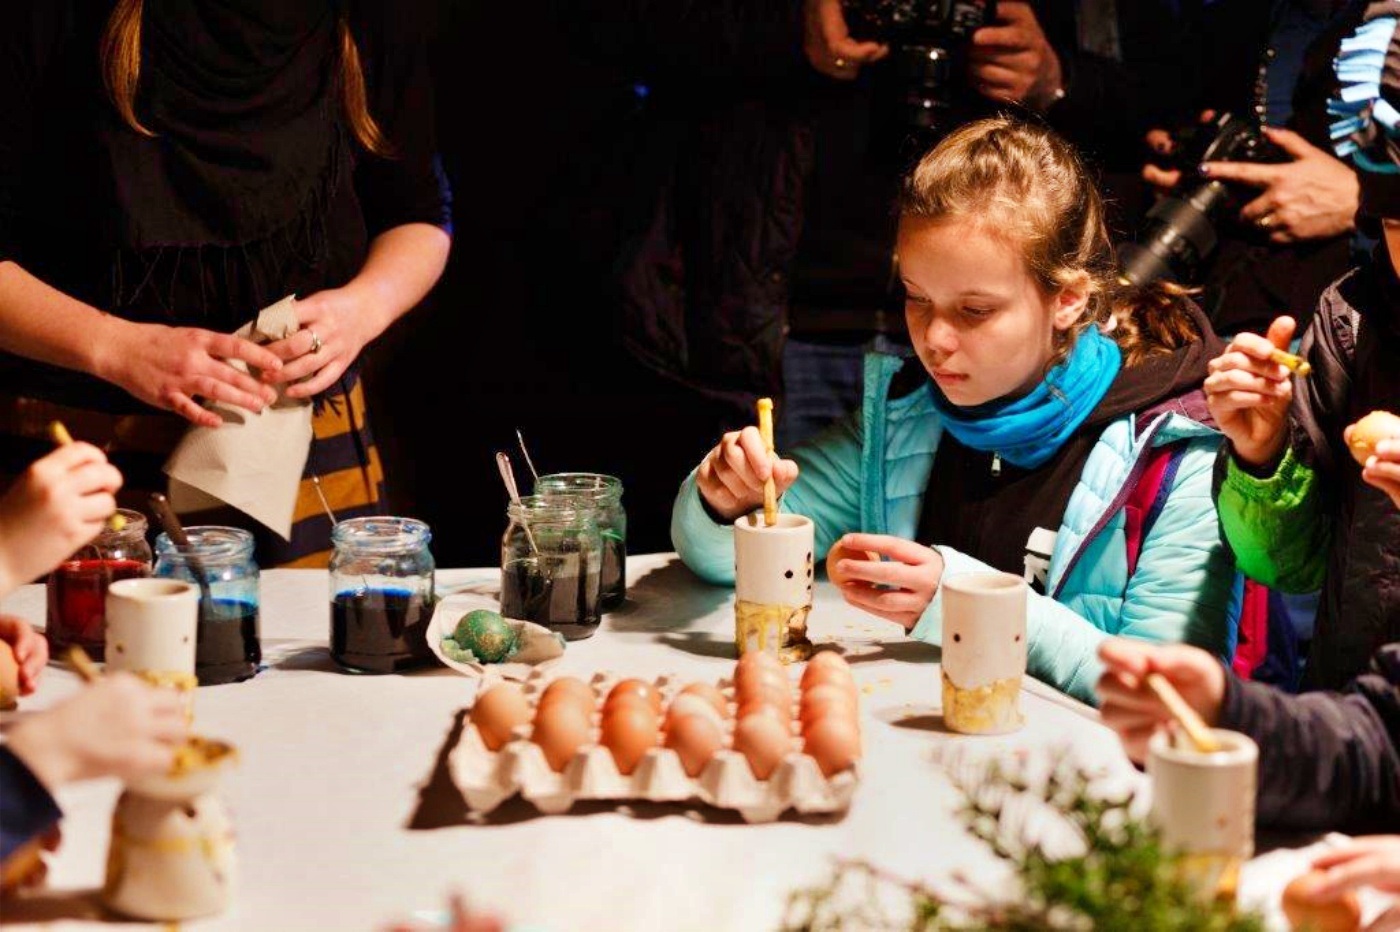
[449,667,860,824]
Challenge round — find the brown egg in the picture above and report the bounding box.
[0,639,19,711]
[539,677,596,718]
[824,542,881,589]
[801,661,856,697]
[1281,871,1361,932]
[799,683,857,734]
[470,683,531,750]
[604,678,664,716]
[1347,410,1400,466]
[732,713,792,780]
[736,649,783,673]
[664,714,724,777]
[531,703,591,772]
[678,682,729,719]
[601,704,659,775]
[735,665,789,705]
[737,697,792,730]
[664,694,725,732]
[803,716,861,776]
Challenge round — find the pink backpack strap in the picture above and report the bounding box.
[1122,443,1180,576]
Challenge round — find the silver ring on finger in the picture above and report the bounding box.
[307,329,323,354]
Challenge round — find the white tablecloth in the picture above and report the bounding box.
[0,554,1347,930]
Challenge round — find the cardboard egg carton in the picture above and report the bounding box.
[449,667,860,823]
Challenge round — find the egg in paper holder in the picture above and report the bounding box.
[449,667,859,824]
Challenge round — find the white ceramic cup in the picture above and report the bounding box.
[105,578,199,678]
[733,512,815,655]
[939,571,1028,735]
[1147,728,1258,902]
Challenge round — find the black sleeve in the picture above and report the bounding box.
[1219,647,1400,832]
[349,0,452,238]
[1292,277,1360,477]
[0,747,62,863]
[0,1,67,265]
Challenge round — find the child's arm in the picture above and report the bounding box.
[1219,646,1400,832]
[911,442,1237,705]
[671,414,864,583]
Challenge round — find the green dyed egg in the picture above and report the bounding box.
[452,609,517,663]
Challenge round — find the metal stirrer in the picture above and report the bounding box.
[515,429,540,487]
[495,452,538,555]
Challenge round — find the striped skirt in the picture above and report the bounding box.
[0,373,385,568]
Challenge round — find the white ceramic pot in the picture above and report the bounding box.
[939,571,1027,735]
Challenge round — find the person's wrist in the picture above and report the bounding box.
[5,719,74,790]
[1230,436,1287,476]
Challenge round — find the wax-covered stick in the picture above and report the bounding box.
[1269,348,1312,377]
[757,398,777,527]
[1145,673,1222,753]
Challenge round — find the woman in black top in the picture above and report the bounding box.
[0,0,452,565]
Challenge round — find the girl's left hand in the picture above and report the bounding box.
[1360,438,1400,511]
[261,287,376,398]
[828,533,943,631]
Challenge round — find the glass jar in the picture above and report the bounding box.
[500,496,602,640]
[154,527,260,685]
[46,510,152,660]
[329,517,436,674]
[535,473,627,611]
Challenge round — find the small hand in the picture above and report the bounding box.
[260,286,374,398]
[1308,836,1400,904]
[0,443,123,594]
[968,2,1063,111]
[1357,436,1400,511]
[5,673,188,789]
[0,615,48,694]
[829,532,943,631]
[1095,638,1226,764]
[696,427,799,522]
[104,322,281,428]
[1203,316,1296,470]
[802,0,888,79]
[1203,127,1359,244]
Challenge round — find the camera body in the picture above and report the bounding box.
[1118,112,1285,287]
[843,0,996,135]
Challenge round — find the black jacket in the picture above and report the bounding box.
[1223,642,1400,831]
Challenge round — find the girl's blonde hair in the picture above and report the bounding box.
[101,0,390,156]
[900,116,1197,367]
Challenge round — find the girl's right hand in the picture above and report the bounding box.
[101,322,283,428]
[695,427,799,522]
[1203,316,1297,470]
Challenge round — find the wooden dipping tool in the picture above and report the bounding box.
[1269,348,1312,378]
[47,421,126,531]
[66,645,102,683]
[756,397,778,527]
[1146,672,1222,753]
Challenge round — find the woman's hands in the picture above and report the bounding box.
[827,533,944,631]
[696,427,800,522]
[100,322,283,428]
[1203,316,1297,470]
[260,285,376,399]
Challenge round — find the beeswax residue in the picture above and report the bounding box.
[735,600,812,663]
[941,669,1023,735]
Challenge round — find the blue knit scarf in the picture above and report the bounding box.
[927,327,1122,469]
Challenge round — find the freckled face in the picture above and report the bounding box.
[897,217,1083,407]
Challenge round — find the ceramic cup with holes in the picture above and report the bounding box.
[105,578,199,696]
[1148,729,1257,904]
[733,512,815,657]
[939,571,1027,734]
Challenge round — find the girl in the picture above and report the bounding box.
[671,117,1239,704]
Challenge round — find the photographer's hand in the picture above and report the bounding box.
[1202,127,1359,244]
[803,0,887,80]
[968,3,1063,112]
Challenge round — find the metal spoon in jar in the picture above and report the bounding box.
[495,452,538,556]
